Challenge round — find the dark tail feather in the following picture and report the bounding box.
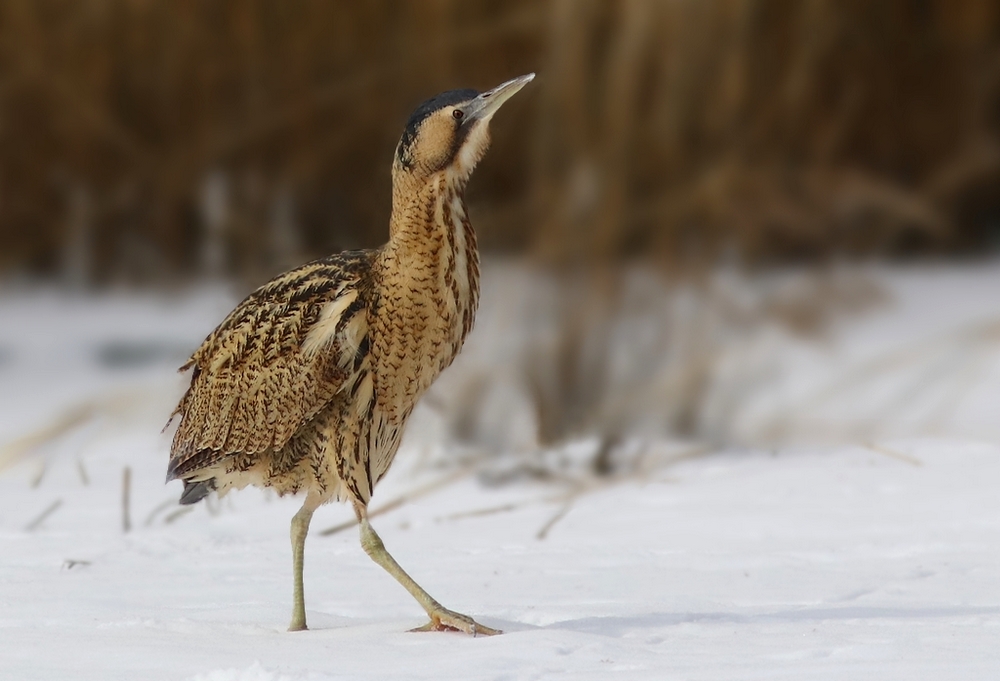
[179,479,215,505]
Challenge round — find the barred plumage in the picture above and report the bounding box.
[169,252,374,479]
[166,74,534,635]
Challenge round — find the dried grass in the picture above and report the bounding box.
[0,1,997,282]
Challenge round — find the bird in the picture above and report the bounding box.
[166,73,534,635]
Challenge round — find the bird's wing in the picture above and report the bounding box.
[167,250,376,480]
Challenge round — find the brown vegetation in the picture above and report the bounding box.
[0,1,998,282]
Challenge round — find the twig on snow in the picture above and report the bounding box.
[864,442,922,467]
[62,559,91,570]
[30,460,47,488]
[144,497,178,527]
[76,458,90,486]
[441,502,523,521]
[164,507,194,524]
[0,404,96,475]
[24,499,63,531]
[536,498,575,540]
[122,466,132,532]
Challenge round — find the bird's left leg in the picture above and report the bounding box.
[355,503,500,636]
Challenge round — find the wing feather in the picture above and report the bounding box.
[167,250,375,480]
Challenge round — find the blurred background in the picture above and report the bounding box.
[2,0,1000,486]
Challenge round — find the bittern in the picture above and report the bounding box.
[166,74,534,635]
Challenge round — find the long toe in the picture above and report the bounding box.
[410,608,501,636]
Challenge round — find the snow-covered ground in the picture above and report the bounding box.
[1,263,999,680]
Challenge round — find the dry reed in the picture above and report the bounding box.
[0,1,997,283]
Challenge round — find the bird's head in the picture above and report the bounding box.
[392,73,535,190]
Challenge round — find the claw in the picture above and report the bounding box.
[409,609,502,636]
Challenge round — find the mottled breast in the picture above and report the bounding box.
[371,182,480,421]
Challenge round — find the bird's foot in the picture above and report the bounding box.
[288,616,308,632]
[410,608,501,636]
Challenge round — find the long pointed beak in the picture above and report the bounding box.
[466,73,535,123]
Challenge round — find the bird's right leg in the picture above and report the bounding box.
[355,504,500,636]
[288,493,322,631]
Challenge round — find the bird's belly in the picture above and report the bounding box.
[254,392,390,505]
[304,402,405,505]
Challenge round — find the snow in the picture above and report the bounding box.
[1,264,999,680]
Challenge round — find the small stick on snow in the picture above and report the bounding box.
[442,502,522,521]
[30,460,47,488]
[144,497,177,527]
[0,403,95,474]
[24,499,62,532]
[536,498,574,540]
[164,507,194,524]
[864,443,922,467]
[122,466,132,533]
[76,458,90,486]
[62,559,91,570]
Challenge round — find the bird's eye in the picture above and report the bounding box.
[452,109,464,121]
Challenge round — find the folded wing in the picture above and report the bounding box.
[167,250,375,481]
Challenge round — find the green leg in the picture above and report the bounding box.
[357,508,500,636]
[288,495,321,631]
